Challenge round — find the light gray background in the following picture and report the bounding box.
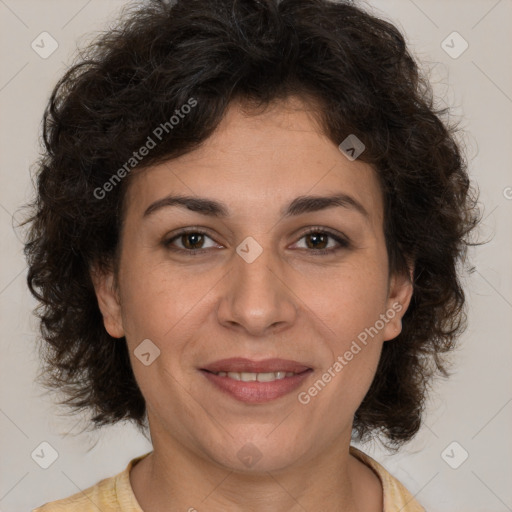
[1,0,511,511]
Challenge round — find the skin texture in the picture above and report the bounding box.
[91,96,413,512]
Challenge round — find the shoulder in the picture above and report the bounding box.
[349,445,426,512]
[32,473,118,512]
[32,452,151,512]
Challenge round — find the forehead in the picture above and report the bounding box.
[124,97,384,228]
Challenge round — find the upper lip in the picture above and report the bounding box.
[201,358,312,374]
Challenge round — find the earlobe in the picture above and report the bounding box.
[382,266,414,342]
[89,265,125,339]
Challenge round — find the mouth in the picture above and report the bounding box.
[199,358,313,403]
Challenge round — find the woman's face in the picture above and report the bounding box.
[94,96,412,472]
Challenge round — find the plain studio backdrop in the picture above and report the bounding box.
[0,1,511,511]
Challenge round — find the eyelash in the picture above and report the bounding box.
[162,226,351,257]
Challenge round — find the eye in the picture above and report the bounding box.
[163,229,218,255]
[162,227,350,256]
[292,227,350,255]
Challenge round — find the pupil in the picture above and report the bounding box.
[307,233,327,250]
[184,233,203,249]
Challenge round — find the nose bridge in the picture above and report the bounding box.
[236,237,278,294]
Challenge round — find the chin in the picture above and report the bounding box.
[204,434,311,474]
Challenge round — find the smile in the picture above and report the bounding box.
[201,368,313,403]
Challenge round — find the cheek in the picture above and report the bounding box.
[118,255,182,331]
[118,260,217,371]
[304,264,389,336]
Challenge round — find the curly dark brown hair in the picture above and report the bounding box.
[22,0,480,449]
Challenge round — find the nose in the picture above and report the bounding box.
[216,242,298,337]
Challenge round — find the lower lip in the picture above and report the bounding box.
[201,369,313,403]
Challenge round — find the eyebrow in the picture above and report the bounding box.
[142,193,369,220]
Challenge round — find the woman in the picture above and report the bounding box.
[24,0,479,510]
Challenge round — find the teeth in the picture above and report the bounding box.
[215,371,297,381]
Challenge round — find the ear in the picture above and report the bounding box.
[382,263,414,342]
[89,264,125,339]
